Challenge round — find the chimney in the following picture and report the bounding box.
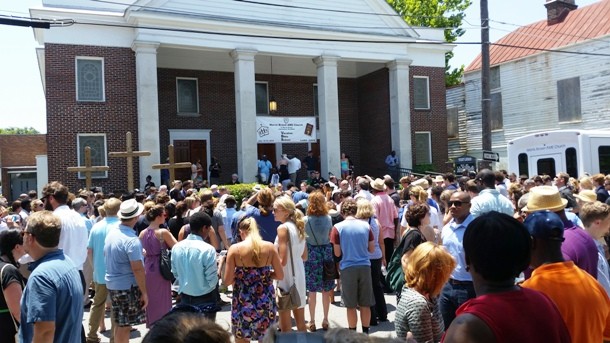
[545,0,578,25]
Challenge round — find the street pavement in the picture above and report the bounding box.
[84,289,400,342]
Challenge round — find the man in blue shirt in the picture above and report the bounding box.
[20,211,84,343]
[86,197,121,343]
[171,211,219,319]
[439,191,475,328]
[104,199,148,343]
[257,155,272,184]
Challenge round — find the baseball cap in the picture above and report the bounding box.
[523,210,564,241]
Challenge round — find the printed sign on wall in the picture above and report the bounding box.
[256,116,317,143]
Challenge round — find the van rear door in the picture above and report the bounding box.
[530,154,564,177]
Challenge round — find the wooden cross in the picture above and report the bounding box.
[108,132,151,191]
[67,146,110,191]
[152,144,192,184]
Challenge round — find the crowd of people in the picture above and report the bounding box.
[1,167,610,342]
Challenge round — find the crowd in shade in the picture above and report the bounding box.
[2,166,610,342]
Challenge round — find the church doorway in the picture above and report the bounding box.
[168,129,211,183]
[257,144,277,167]
[173,140,207,182]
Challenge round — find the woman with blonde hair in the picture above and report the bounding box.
[273,196,307,333]
[303,191,334,331]
[579,175,594,191]
[30,199,44,213]
[224,217,284,342]
[395,242,455,342]
[355,198,388,326]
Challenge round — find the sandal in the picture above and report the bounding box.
[322,320,329,331]
[308,321,316,332]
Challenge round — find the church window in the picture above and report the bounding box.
[77,134,108,179]
[176,78,199,114]
[76,57,104,102]
[413,76,430,110]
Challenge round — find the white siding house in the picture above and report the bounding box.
[450,0,610,170]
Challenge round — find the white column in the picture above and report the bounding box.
[230,49,258,183]
[313,55,341,178]
[387,59,413,170]
[132,41,161,187]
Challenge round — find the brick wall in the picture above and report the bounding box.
[357,68,391,176]
[356,66,449,176]
[158,69,363,184]
[0,134,47,199]
[410,66,449,173]
[0,135,47,167]
[45,44,138,194]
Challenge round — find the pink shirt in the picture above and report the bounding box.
[371,193,398,239]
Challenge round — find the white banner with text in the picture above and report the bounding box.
[256,116,317,143]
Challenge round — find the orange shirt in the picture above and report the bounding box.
[522,261,610,342]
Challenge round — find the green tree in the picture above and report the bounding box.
[0,127,40,134]
[387,0,471,86]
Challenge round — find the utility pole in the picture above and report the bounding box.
[480,0,492,170]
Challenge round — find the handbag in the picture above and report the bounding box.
[277,226,301,311]
[308,221,339,281]
[1,263,20,341]
[156,231,173,281]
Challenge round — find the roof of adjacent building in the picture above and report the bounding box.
[466,0,610,72]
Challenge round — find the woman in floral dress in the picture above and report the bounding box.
[303,191,334,331]
[224,217,284,342]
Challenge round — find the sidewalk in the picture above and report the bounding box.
[84,291,400,342]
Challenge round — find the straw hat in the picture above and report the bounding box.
[574,190,597,203]
[371,178,386,192]
[522,186,568,213]
[118,199,144,220]
[411,178,429,189]
[433,175,444,183]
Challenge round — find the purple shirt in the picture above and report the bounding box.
[561,221,598,278]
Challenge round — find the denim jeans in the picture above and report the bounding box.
[438,280,476,328]
[180,289,219,321]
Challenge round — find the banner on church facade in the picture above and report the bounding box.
[256,116,317,143]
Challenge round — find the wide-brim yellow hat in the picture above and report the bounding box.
[522,186,568,213]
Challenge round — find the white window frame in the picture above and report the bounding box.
[255,81,269,115]
[76,133,108,179]
[176,77,200,115]
[413,76,430,110]
[415,131,432,165]
[75,57,105,102]
[447,107,459,139]
[313,84,319,129]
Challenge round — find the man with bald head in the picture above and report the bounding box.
[439,191,476,327]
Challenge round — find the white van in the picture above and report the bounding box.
[507,130,610,178]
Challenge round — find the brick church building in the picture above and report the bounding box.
[32,0,450,192]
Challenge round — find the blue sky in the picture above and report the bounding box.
[0,0,600,134]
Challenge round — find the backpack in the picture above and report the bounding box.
[385,229,419,293]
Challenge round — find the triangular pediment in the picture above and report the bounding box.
[131,0,416,38]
